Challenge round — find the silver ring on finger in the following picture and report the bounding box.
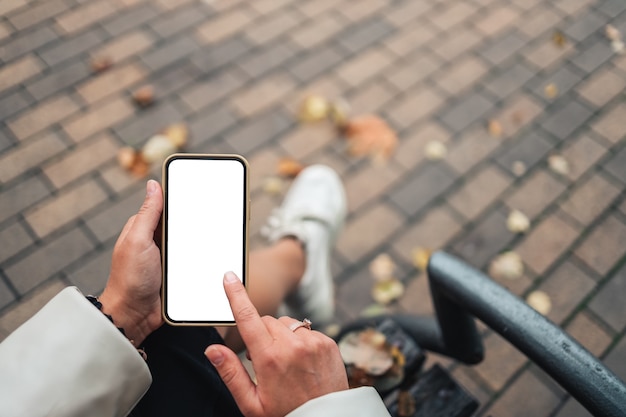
[289,318,312,332]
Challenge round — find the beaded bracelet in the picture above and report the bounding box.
[86,295,147,360]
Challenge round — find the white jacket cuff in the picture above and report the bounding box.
[0,287,152,417]
[286,386,391,417]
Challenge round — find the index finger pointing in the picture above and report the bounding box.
[223,271,273,351]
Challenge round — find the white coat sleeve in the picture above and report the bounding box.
[286,387,392,417]
[0,287,152,417]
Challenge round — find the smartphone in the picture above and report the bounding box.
[162,154,249,325]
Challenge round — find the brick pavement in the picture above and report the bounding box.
[1,0,626,415]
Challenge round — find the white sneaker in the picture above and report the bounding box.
[262,165,347,326]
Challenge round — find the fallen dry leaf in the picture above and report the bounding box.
[544,83,559,99]
[612,40,625,54]
[162,123,188,148]
[369,253,396,282]
[344,115,398,162]
[606,24,621,41]
[360,303,391,317]
[142,134,177,164]
[132,85,155,108]
[329,98,350,127]
[371,279,404,305]
[526,290,551,315]
[424,140,447,160]
[507,210,530,234]
[488,119,503,138]
[262,176,284,195]
[411,247,432,271]
[552,30,567,48]
[488,252,524,281]
[339,329,393,376]
[512,161,527,176]
[548,154,569,176]
[277,158,304,178]
[90,56,113,73]
[298,95,330,122]
[117,147,149,178]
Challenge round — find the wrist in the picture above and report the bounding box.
[98,292,152,347]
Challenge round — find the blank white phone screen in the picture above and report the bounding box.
[165,157,246,323]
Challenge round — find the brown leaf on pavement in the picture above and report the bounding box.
[552,30,567,48]
[90,56,113,74]
[343,115,398,161]
[277,158,305,178]
[132,85,155,108]
[544,83,559,99]
[487,119,503,138]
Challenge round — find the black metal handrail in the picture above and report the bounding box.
[338,251,626,417]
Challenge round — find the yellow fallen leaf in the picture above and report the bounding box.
[360,303,391,318]
[507,210,530,234]
[548,154,569,176]
[277,158,304,178]
[141,134,177,163]
[424,140,447,160]
[612,40,625,54]
[163,123,188,148]
[411,247,432,271]
[369,253,396,282]
[488,119,503,138]
[371,279,404,305]
[488,252,524,280]
[552,30,567,48]
[526,290,552,315]
[262,176,284,195]
[298,95,330,122]
[606,24,621,41]
[512,161,527,176]
[544,83,558,99]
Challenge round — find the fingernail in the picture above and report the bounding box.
[224,271,239,284]
[205,347,224,366]
[146,180,157,197]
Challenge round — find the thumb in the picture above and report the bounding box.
[205,345,260,416]
[132,180,163,238]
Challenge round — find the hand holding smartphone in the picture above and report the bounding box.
[162,154,249,325]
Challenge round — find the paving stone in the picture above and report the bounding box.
[554,0,596,16]
[474,332,528,391]
[55,0,116,35]
[39,28,106,67]
[91,30,154,64]
[8,0,70,30]
[393,122,451,171]
[430,2,477,31]
[336,264,380,318]
[0,54,44,94]
[345,164,400,212]
[589,264,626,332]
[516,214,580,275]
[480,30,527,66]
[8,96,79,141]
[452,207,515,269]
[66,245,113,295]
[188,106,238,147]
[591,102,626,143]
[336,48,393,88]
[570,39,613,74]
[149,4,209,38]
[154,0,196,11]
[85,187,144,243]
[297,0,337,18]
[561,173,621,226]
[398,273,434,316]
[180,71,246,113]
[279,124,336,160]
[0,221,33,264]
[392,204,463,264]
[0,22,11,42]
[576,214,626,276]
[431,26,482,61]
[141,35,198,71]
[435,55,489,96]
[528,65,583,102]
[0,278,16,312]
[524,40,576,71]
[563,10,605,42]
[65,97,135,143]
[25,179,109,238]
[384,23,436,57]
[577,68,626,108]
[541,99,593,140]
[245,10,301,45]
[290,13,344,48]
[604,146,626,184]
[386,86,445,130]
[446,128,500,175]
[250,0,294,15]
[113,102,182,146]
[0,90,32,121]
[238,41,296,79]
[0,0,27,16]
[383,0,431,26]
[603,333,626,380]
[102,3,159,36]
[338,0,387,23]
[385,52,441,91]
[597,0,626,16]
[26,60,90,101]
[505,170,568,219]
[246,147,283,193]
[517,6,563,38]
[44,134,119,189]
[439,91,495,133]
[337,17,394,54]
[491,94,543,139]
[448,165,512,221]
[495,131,554,175]
[147,60,202,99]
[475,5,521,37]
[77,62,146,105]
[566,311,613,358]
[538,260,597,324]
[484,62,535,100]
[0,176,50,224]
[288,45,344,82]
[554,398,593,417]
[196,7,254,44]
[485,370,562,417]
[0,26,58,62]
[389,163,457,217]
[231,74,295,117]
[346,81,395,115]
[0,279,66,337]
[0,132,66,184]
[226,111,292,155]
[6,227,94,295]
[336,202,403,263]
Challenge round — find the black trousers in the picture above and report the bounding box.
[130,325,244,417]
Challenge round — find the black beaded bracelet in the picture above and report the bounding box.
[86,295,147,360]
